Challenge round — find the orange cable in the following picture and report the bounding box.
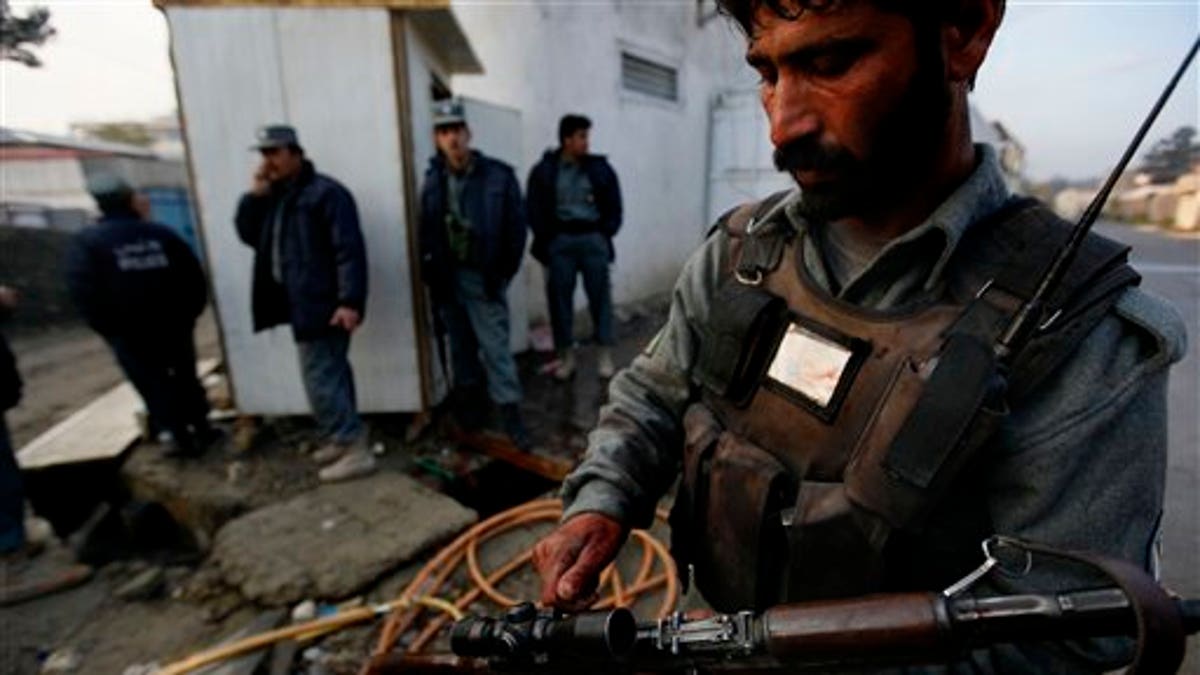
[374,498,679,659]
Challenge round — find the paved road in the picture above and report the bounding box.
[1095,221,1198,671]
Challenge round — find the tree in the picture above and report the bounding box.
[1140,126,1200,184]
[1,0,55,67]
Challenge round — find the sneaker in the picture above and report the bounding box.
[552,349,576,381]
[499,403,533,451]
[317,447,377,482]
[597,348,616,379]
[311,442,346,465]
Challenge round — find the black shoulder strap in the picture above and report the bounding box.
[875,199,1141,531]
[720,190,795,285]
[950,198,1141,398]
[692,191,795,403]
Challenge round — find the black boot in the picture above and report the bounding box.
[499,403,532,451]
[452,385,488,432]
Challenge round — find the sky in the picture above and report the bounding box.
[0,0,1196,182]
[973,1,1198,182]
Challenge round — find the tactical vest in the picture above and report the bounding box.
[670,193,1141,612]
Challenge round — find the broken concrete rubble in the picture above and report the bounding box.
[211,472,477,605]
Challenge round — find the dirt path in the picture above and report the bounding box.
[6,312,221,449]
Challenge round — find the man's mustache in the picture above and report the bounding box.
[772,137,856,174]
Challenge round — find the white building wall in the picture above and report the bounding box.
[167,7,425,414]
[449,2,753,319]
[706,88,792,224]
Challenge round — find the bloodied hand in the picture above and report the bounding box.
[532,512,627,610]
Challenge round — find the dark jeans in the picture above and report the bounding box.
[546,232,614,349]
[108,328,210,450]
[296,330,363,444]
[439,269,523,405]
[0,415,23,552]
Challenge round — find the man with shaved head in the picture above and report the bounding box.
[533,1,1186,671]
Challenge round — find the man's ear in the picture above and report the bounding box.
[941,0,1005,85]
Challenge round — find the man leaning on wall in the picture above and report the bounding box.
[418,100,532,451]
[234,125,374,483]
[526,114,623,381]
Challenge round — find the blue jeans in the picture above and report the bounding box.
[546,232,613,349]
[439,269,523,405]
[296,330,363,444]
[0,415,24,552]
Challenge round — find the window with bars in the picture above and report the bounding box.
[621,52,679,102]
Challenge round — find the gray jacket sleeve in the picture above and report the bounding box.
[560,231,729,529]
[931,287,1188,674]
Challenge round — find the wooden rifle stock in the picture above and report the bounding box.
[761,592,951,663]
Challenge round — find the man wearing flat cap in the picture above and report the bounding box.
[67,174,215,457]
[419,100,532,450]
[235,125,373,482]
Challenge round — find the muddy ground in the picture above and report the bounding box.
[2,303,671,675]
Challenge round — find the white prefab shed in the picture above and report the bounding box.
[158,0,505,415]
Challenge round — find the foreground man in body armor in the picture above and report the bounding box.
[532,0,1187,671]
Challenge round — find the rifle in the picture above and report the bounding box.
[364,538,1200,674]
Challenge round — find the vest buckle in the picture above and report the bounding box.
[735,268,764,287]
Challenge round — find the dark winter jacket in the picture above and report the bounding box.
[419,151,527,301]
[525,150,622,264]
[66,211,208,339]
[235,161,368,341]
[0,303,19,411]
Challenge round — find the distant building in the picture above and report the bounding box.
[0,127,197,250]
[70,114,186,159]
[1053,187,1100,222]
[1172,166,1200,231]
[1094,162,1200,230]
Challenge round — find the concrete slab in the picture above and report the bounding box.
[211,472,477,606]
[17,357,220,470]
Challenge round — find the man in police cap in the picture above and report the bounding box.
[67,174,215,457]
[533,1,1187,671]
[236,125,372,482]
[418,99,531,450]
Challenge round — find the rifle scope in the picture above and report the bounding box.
[450,603,637,661]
